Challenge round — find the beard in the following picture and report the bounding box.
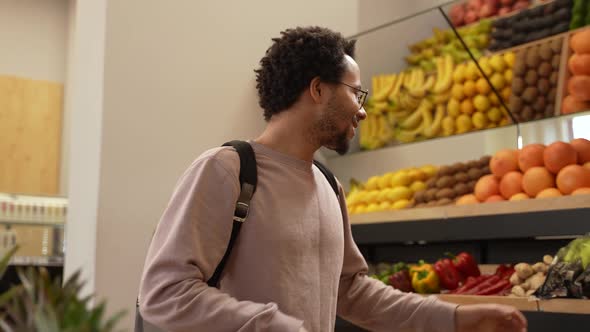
[313,97,352,155]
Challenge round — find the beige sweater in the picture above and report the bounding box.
[139,141,457,332]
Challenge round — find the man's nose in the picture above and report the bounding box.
[358,107,367,121]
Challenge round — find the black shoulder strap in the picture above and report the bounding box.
[313,159,340,198]
[207,140,257,288]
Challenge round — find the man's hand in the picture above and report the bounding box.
[455,304,527,332]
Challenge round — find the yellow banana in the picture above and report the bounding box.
[359,114,371,149]
[372,76,379,95]
[420,103,434,132]
[423,104,445,138]
[400,110,423,130]
[399,92,420,110]
[388,72,405,102]
[413,68,425,89]
[432,54,454,94]
[373,74,397,102]
[429,90,451,104]
[395,121,426,143]
[371,101,389,114]
[408,74,436,98]
[377,113,394,143]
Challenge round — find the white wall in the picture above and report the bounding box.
[67,1,357,329]
[0,0,67,82]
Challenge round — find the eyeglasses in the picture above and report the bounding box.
[338,82,368,110]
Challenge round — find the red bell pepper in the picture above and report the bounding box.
[495,264,515,280]
[450,252,481,278]
[433,258,463,290]
[463,275,501,295]
[450,275,488,294]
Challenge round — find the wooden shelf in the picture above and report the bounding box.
[436,294,540,311]
[350,195,590,225]
[538,298,590,314]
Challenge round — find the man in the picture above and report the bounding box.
[139,26,527,332]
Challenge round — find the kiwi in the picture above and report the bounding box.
[550,38,563,53]
[537,78,550,94]
[538,62,553,78]
[451,162,467,173]
[551,54,561,69]
[481,165,491,174]
[438,165,453,176]
[548,88,557,102]
[435,198,453,206]
[454,172,470,183]
[436,175,456,189]
[549,71,559,86]
[521,106,534,121]
[478,155,492,167]
[539,44,553,61]
[522,87,539,103]
[533,96,547,113]
[513,55,527,76]
[466,160,479,169]
[525,70,538,86]
[512,77,526,96]
[467,180,477,191]
[453,182,470,196]
[436,188,456,200]
[467,168,482,181]
[426,177,438,189]
[525,48,542,69]
[545,105,554,117]
[425,188,438,202]
[509,95,524,113]
[414,190,427,203]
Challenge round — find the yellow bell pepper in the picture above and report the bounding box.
[410,263,440,294]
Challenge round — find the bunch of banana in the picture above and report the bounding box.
[422,104,446,138]
[372,74,399,102]
[405,68,436,98]
[394,99,434,143]
[360,103,396,150]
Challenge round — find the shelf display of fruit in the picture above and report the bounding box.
[562,29,590,114]
[412,156,492,208]
[570,0,590,30]
[346,164,438,214]
[508,37,563,121]
[455,138,590,204]
[449,0,532,28]
[489,0,573,51]
[406,20,492,71]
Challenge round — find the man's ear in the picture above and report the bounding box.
[309,76,323,103]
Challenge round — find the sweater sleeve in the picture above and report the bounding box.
[138,151,303,332]
[335,185,458,332]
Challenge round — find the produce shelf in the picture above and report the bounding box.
[537,298,590,314]
[435,294,540,311]
[350,195,590,244]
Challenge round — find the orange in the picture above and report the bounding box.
[572,187,590,195]
[522,167,555,197]
[499,171,524,199]
[456,194,480,205]
[543,141,578,174]
[490,149,519,178]
[518,143,545,172]
[536,188,563,199]
[556,164,590,194]
[509,193,530,201]
[570,138,590,164]
[474,175,500,202]
[485,195,506,203]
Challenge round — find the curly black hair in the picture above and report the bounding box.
[255,26,356,121]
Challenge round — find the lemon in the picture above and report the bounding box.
[453,63,466,84]
[410,180,427,192]
[378,201,392,211]
[355,204,368,214]
[420,165,438,178]
[366,203,380,213]
[377,173,393,190]
[460,99,475,115]
[387,186,413,202]
[490,73,506,90]
[407,169,427,182]
[366,190,380,204]
[487,107,502,123]
[451,84,465,101]
[376,189,390,203]
[489,93,500,106]
[473,94,491,112]
[465,62,480,81]
[472,111,489,129]
[503,52,515,67]
[456,114,473,133]
[504,69,513,83]
[447,98,461,117]
[391,172,411,187]
[478,57,493,76]
[365,176,379,191]
[489,54,506,72]
[442,116,455,135]
[392,199,411,210]
[463,80,477,98]
[501,86,511,101]
[475,78,491,95]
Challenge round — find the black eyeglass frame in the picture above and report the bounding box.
[338,81,369,110]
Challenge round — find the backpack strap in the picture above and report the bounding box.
[313,159,340,198]
[207,140,257,288]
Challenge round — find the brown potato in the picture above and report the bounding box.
[438,165,453,176]
[481,165,491,175]
[551,54,561,69]
[522,87,538,104]
[538,62,552,78]
[414,190,427,203]
[467,168,482,181]
[478,155,492,167]
[454,172,470,183]
[512,77,525,96]
[435,197,453,206]
[436,188,456,200]
[426,177,438,189]
[537,78,550,94]
[525,70,538,86]
[467,180,477,191]
[436,175,456,189]
[425,188,438,202]
[453,182,470,196]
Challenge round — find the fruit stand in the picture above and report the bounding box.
[330,0,590,331]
